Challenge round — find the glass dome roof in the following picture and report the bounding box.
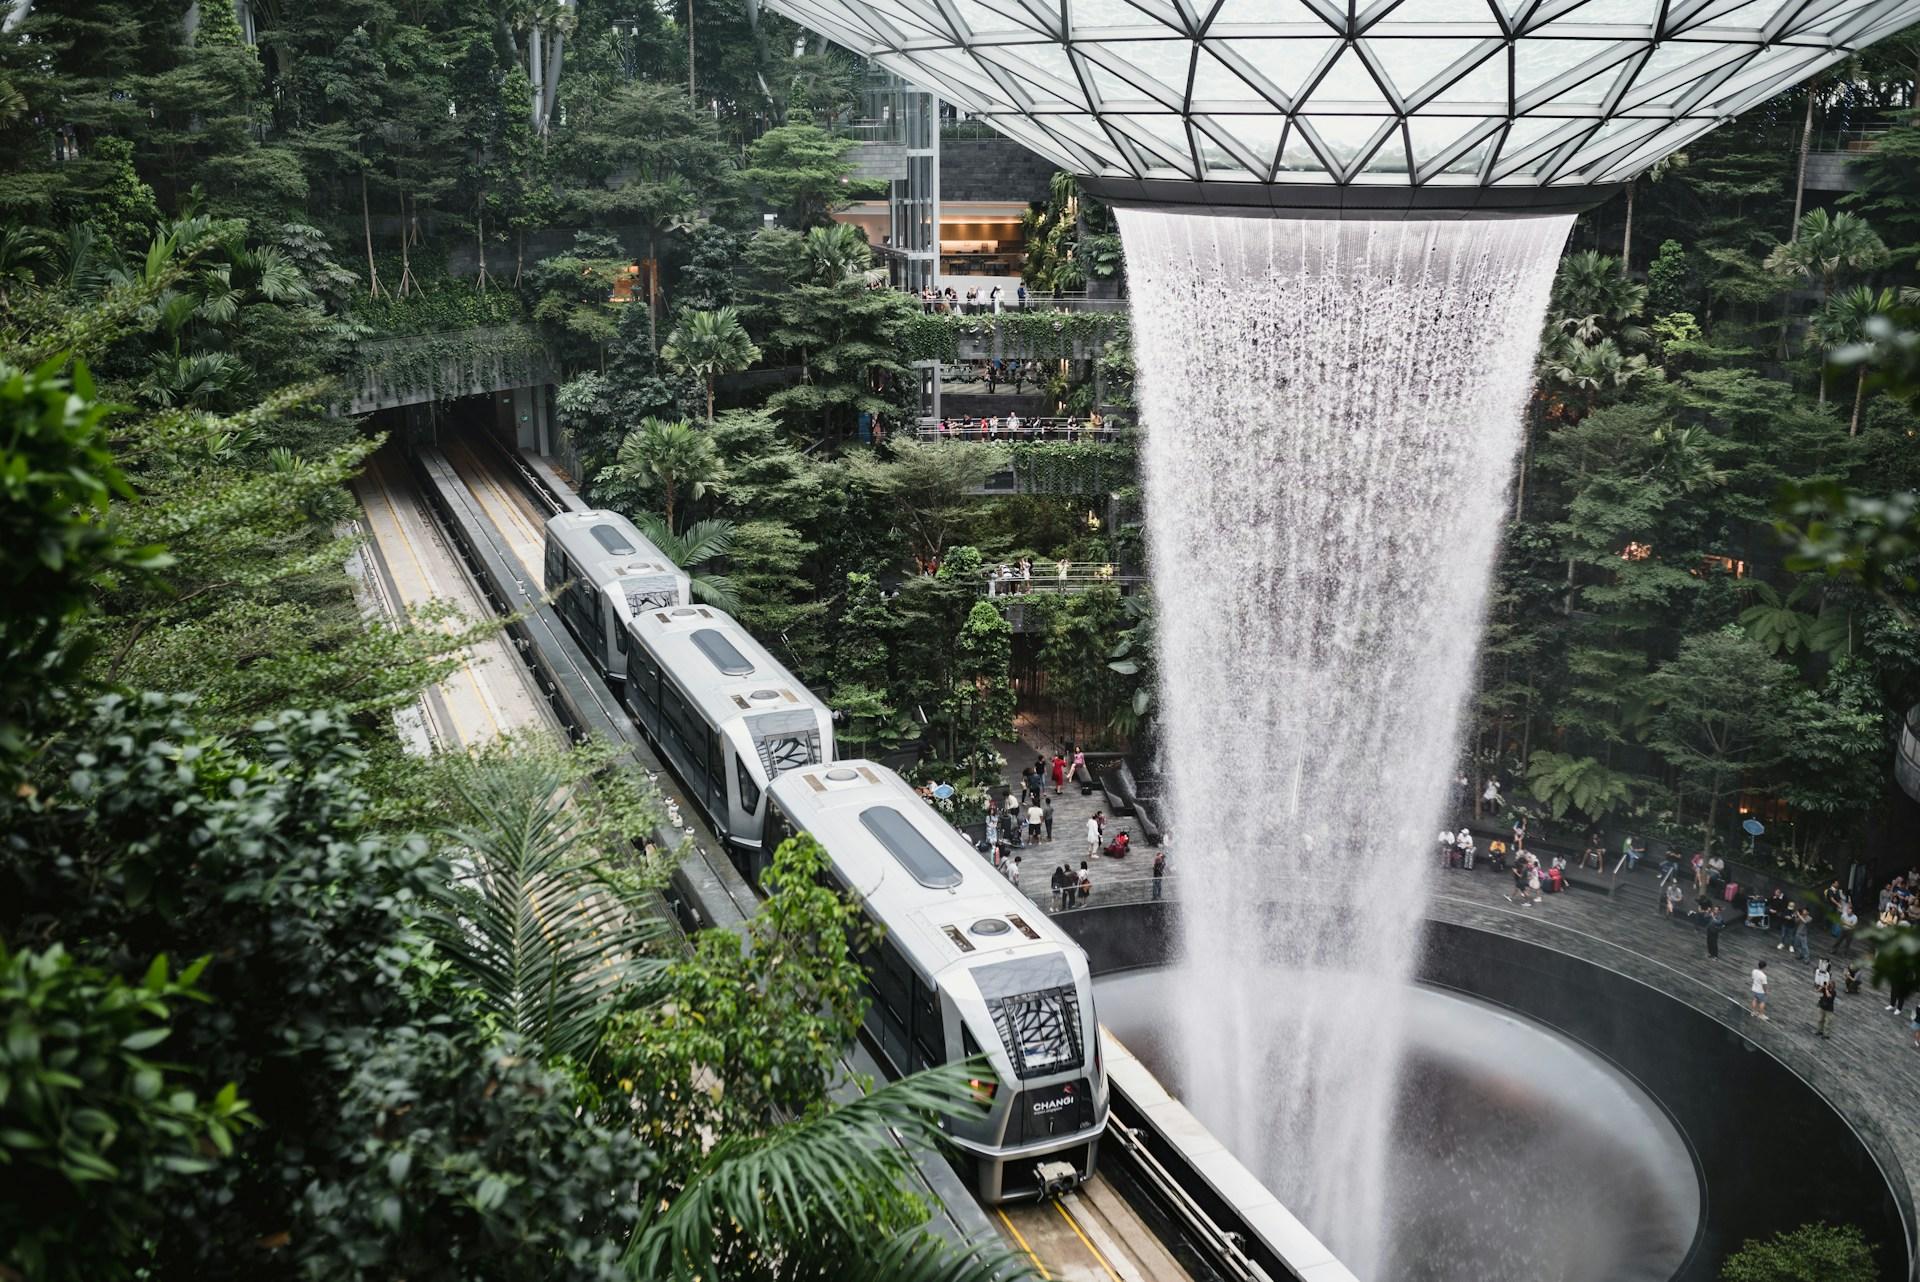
[760,0,1920,198]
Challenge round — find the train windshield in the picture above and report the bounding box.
[972,955,1083,1080]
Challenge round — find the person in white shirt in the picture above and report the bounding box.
[1087,814,1102,861]
[1003,854,1021,886]
[1026,801,1043,844]
[1749,961,1770,1021]
[1439,829,1458,868]
[1456,828,1475,870]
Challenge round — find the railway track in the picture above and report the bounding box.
[357,429,1211,1282]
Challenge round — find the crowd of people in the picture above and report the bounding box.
[1450,783,1920,1050]
[925,412,1115,442]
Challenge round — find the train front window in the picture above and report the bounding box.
[736,755,761,814]
[970,955,1083,1081]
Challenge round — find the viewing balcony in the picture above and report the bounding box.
[917,418,1125,444]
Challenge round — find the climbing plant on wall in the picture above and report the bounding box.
[898,311,1129,364]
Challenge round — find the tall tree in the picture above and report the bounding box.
[662,305,760,422]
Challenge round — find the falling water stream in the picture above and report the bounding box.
[1117,210,1573,1278]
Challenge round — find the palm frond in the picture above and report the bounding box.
[687,572,742,613]
[430,755,669,1064]
[834,1229,1034,1282]
[631,1062,992,1280]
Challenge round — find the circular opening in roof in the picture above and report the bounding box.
[825,767,860,781]
[671,607,697,616]
[970,918,1011,936]
[749,689,779,700]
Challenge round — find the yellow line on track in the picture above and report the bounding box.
[995,1207,1051,1281]
[1052,1199,1122,1282]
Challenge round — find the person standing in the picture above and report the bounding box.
[1832,903,1859,956]
[1792,905,1813,962]
[1026,799,1043,846]
[1051,754,1066,794]
[1152,848,1167,901]
[1748,960,1770,1020]
[1077,861,1092,904]
[1706,905,1725,959]
[1048,863,1064,908]
[1086,813,1102,862]
[1004,854,1022,887]
[1482,777,1503,814]
[1816,977,1837,1038]
[1777,900,1798,950]
[1042,795,1054,843]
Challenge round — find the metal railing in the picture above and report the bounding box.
[983,563,1145,597]
[1811,125,1895,154]
[918,419,1125,443]
[914,296,1130,315]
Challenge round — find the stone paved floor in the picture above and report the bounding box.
[990,731,1165,907]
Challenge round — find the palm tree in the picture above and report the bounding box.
[1765,209,1888,309]
[801,221,871,284]
[612,417,725,531]
[1549,250,1648,343]
[634,512,741,611]
[1811,284,1901,431]
[662,305,761,422]
[428,754,669,1064]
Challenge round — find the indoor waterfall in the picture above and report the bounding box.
[1117,210,1573,1278]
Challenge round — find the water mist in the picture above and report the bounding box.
[1117,210,1571,1277]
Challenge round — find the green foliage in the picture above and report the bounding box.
[429,753,670,1064]
[0,944,251,1282]
[846,439,1002,566]
[1646,239,1694,315]
[948,600,1017,761]
[1645,628,1798,844]
[1718,1222,1877,1282]
[1523,751,1638,822]
[634,513,744,612]
[599,416,727,532]
[898,309,1128,365]
[663,305,760,421]
[0,358,167,759]
[739,124,872,228]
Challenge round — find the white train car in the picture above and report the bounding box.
[619,603,833,868]
[765,761,1107,1203]
[542,510,690,682]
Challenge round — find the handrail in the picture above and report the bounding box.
[919,422,1126,443]
[916,297,1130,315]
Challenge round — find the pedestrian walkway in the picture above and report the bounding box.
[988,734,1168,909]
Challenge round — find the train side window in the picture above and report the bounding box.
[910,976,943,1070]
[543,540,562,587]
[705,731,725,809]
[615,625,628,657]
[764,800,794,852]
[735,754,761,816]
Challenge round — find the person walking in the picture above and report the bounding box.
[1705,905,1725,959]
[1042,795,1054,843]
[1816,977,1837,1038]
[1048,863,1065,908]
[1152,848,1166,901]
[1078,861,1092,905]
[1004,853,1022,887]
[1086,813,1102,862]
[1748,960,1769,1020]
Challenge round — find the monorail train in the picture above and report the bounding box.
[615,600,834,861]
[766,762,1107,1203]
[542,509,691,682]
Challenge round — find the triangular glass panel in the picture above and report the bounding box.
[1277,122,1329,172]
[1777,0,1851,34]
[1217,37,1340,101]
[1406,113,1489,164]
[1539,58,1632,106]
[982,113,1096,171]
[1490,113,1576,171]
[866,0,958,39]
[1114,112,1198,170]
[1364,122,1412,172]
[1436,133,1496,175]
[1195,113,1287,172]
[1700,45,1819,110]
[1204,0,1337,28]
[1361,37,1487,100]
[1513,36,1618,99]
[1070,0,1173,31]
[1555,0,1657,21]
[1619,40,1745,106]
[983,41,1082,96]
[1363,0,1506,29]
[1686,0,1779,27]
[1300,114,1387,171]
[1086,57,1162,105]
[1301,44,1393,108]
[1104,38,1197,98]
[1190,47,1278,103]
[952,0,1026,34]
[1425,46,1509,104]
[1003,0,1069,34]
